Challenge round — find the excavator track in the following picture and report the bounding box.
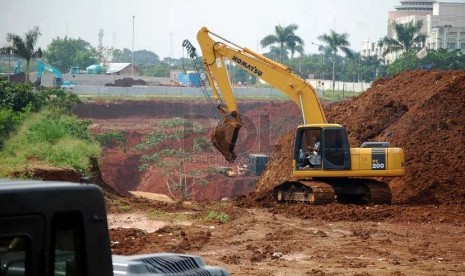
[331,178,392,205]
[361,179,392,204]
[274,178,392,205]
[273,181,336,205]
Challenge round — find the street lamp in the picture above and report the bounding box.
[132,15,135,78]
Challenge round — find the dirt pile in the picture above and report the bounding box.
[105,77,147,87]
[255,70,465,204]
[235,101,301,155]
[1,72,26,83]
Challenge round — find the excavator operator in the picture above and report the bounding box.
[300,134,321,169]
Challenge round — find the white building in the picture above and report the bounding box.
[426,2,465,50]
[362,1,465,64]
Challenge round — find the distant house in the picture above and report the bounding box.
[104,63,140,75]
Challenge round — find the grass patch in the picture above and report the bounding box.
[206,211,230,223]
[320,90,359,102]
[77,91,360,104]
[96,131,127,147]
[78,94,290,102]
[0,109,100,176]
[120,205,132,212]
[147,209,195,222]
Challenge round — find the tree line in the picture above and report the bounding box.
[2,23,465,87]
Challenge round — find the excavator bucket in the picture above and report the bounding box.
[210,118,242,163]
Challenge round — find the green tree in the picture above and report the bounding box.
[318,29,352,90]
[287,40,305,59]
[361,55,383,81]
[260,24,304,63]
[386,48,465,76]
[44,37,98,72]
[379,21,426,56]
[144,62,171,77]
[112,48,160,66]
[5,26,42,82]
[111,48,130,62]
[263,46,289,63]
[136,118,208,200]
[315,44,334,80]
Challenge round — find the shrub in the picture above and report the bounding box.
[206,211,230,223]
[159,117,193,128]
[0,108,22,149]
[26,113,92,144]
[193,137,212,152]
[0,80,41,111]
[96,131,127,147]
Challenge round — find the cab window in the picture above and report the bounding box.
[322,128,351,169]
[51,212,87,276]
[0,236,30,276]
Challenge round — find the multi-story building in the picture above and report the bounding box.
[426,2,465,50]
[361,1,465,64]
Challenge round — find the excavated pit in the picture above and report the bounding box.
[73,99,300,200]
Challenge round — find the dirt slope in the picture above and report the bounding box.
[256,70,465,204]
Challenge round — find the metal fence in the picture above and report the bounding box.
[39,73,371,96]
[71,85,291,98]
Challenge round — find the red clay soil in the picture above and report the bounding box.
[79,99,296,200]
[76,69,465,205]
[254,70,465,205]
[135,101,299,200]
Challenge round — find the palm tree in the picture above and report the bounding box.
[362,55,383,81]
[260,24,304,63]
[287,40,305,59]
[318,29,352,90]
[379,21,426,57]
[6,26,42,82]
[264,46,289,62]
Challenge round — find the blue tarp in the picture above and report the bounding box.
[177,73,201,87]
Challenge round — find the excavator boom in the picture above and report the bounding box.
[36,61,63,87]
[197,27,326,162]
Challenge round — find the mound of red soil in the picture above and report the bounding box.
[255,70,465,204]
[105,77,147,87]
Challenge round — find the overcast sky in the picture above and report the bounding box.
[1,0,411,59]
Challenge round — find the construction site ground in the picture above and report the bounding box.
[104,195,465,276]
[62,69,465,275]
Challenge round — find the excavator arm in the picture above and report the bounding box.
[197,27,326,162]
[37,61,63,87]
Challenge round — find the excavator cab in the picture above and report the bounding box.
[295,126,351,170]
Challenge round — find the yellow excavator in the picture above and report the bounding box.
[193,27,405,204]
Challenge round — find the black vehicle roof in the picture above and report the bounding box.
[0,178,106,217]
[0,178,82,190]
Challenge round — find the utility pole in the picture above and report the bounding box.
[170,33,174,58]
[132,15,135,78]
